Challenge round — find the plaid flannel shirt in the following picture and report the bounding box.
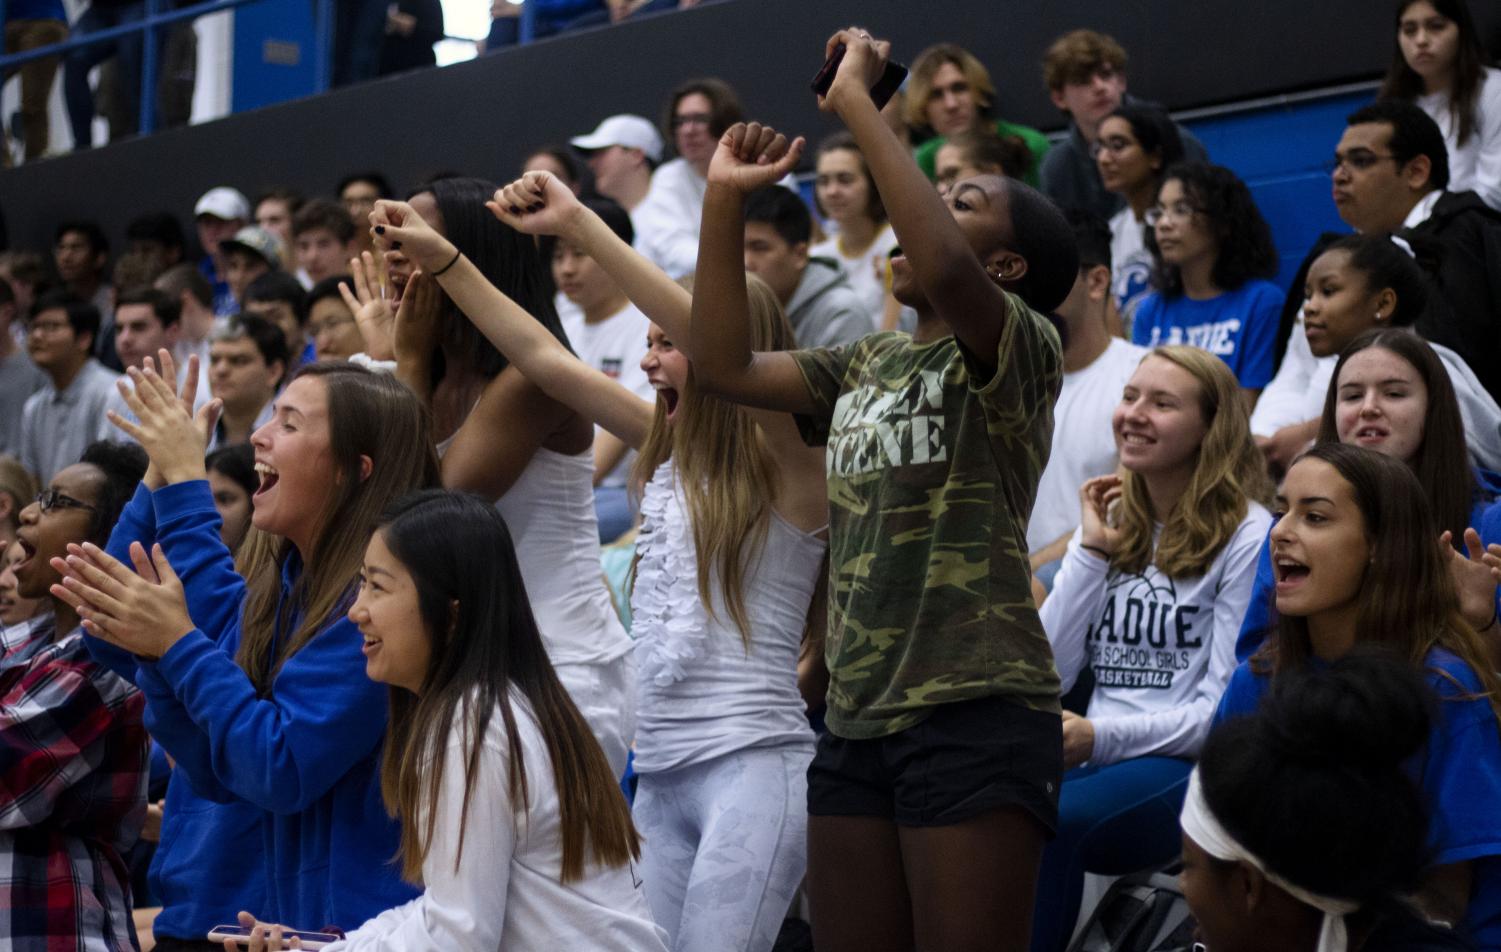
[0,624,148,950]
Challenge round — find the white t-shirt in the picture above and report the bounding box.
[1107,206,1153,334]
[634,159,798,279]
[554,290,582,328]
[1041,504,1271,765]
[560,302,654,487]
[1418,66,1501,211]
[810,223,898,333]
[1248,310,1319,439]
[327,692,669,952]
[1027,338,1147,554]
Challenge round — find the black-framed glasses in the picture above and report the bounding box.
[36,489,97,514]
[1326,151,1399,175]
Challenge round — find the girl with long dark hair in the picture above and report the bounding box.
[369,172,828,952]
[1217,442,1501,946]
[1381,0,1501,209]
[223,490,666,950]
[62,356,439,945]
[349,175,637,777]
[1237,330,1501,662]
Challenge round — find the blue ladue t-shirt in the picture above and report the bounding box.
[1215,649,1501,949]
[1130,280,1282,388]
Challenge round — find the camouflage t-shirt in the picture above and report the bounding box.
[792,291,1064,739]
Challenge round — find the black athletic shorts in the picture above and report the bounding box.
[806,695,1063,833]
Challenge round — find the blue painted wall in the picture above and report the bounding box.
[1182,89,1375,293]
[231,0,320,114]
[798,89,1376,298]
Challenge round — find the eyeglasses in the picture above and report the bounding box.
[1144,201,1199,227]
[1326,151,1399,175]
[671,112,713,130]
[1089,136,1138,160]
[35,489,97,514]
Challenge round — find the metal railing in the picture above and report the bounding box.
[0,0,335,138]
[0,0,551,146]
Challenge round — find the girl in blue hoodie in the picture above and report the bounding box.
[68,355,439,942]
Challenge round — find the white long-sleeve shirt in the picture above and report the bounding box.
[1248,313,1321,439]
[633,158,707,280]
[1041,505,1270,765]
[327,693,668,952]
[633,159,800,280]
[1418,67,1501,211]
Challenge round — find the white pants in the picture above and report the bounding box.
[555,652,637,780]
[633,745,813,952]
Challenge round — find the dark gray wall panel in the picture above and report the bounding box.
[4,0,1498,254]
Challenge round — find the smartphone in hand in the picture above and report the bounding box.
[811,43,908,111]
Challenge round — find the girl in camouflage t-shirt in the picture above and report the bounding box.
[690,28,1081,952]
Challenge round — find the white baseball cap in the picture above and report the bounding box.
[570,115,664,164]
[194,186,250,221]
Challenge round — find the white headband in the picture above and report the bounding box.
[1180,768,1360,952]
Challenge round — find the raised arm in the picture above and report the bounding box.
[369,199,654,449]
[821,28,1013,360]
[689,123,821,414]
[491,173,696,348]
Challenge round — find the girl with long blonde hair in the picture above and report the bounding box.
[1030,345,1273,951]
[368,170,828,952]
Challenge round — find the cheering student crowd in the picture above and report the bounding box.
[0,6,1500,952]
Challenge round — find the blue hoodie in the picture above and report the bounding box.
[1235,468,1501,662]
[92,481,416,934]
[93,484,266,940]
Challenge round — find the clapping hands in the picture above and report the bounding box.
[107,350,219,486]
[50,541,195,660]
